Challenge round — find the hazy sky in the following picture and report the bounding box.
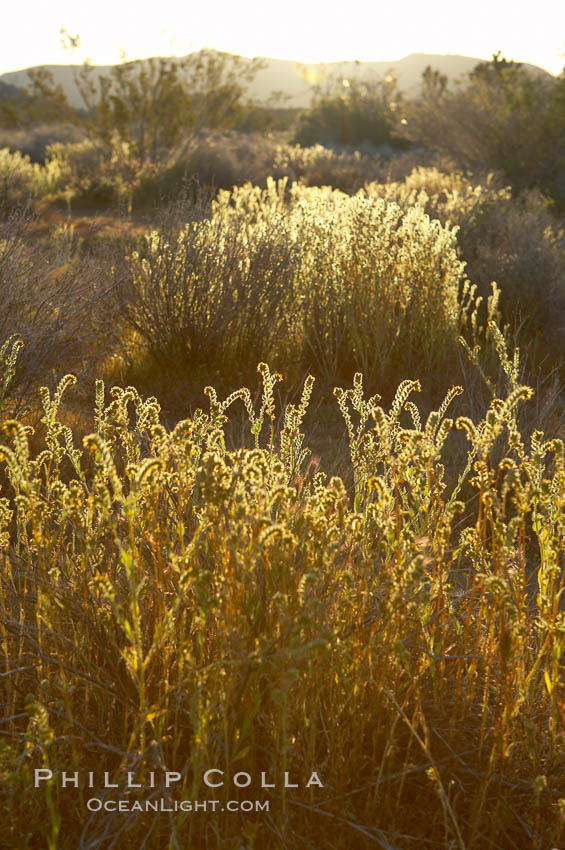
[2,0,565,75]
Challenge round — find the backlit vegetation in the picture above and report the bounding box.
[117,178,480,391]
[0,336,564,848]
[0,64,564,846]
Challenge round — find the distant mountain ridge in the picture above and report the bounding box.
[0,52,552,110]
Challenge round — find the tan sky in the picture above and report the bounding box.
[2,0,564,75]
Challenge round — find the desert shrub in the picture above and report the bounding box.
[45,139,103,187]
[0,148,45,211]
[462,192,565,349]
[294,73,407,150]
[272,143,385,193]
[45,136,142,209]
[275,144,441,193]
[0,146,73,212]
[172,132,280,188]
[290,186,479,388]
[0,350,563,849]
[212,179,482,390]
[118,187,296,376]
[137,132,274,202]
[131,135,391,203]
[171,137,394,195]
[400,55,565,209]
[117,178,482,393]
[366,168,565,365]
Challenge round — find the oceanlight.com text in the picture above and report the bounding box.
[85,798,270,813]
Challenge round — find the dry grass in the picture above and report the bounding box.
[0,347,563,849]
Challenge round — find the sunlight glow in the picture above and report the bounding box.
[2,0,564,75]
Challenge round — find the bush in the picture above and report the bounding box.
[119,185,296,376]
[366,167,565,365]
[288,184,478,388]
[118,178,482,396]
[45,137,140,209]
[0,148,44,211]
[400,55,565,209]
[294,73,408,150]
